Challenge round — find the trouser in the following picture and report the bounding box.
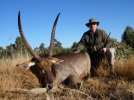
[89,48,115,76]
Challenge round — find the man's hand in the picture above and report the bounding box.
[102,48,107,53]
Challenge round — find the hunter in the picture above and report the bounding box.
[75,18,116,77]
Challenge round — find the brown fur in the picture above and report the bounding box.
[17,52,91,89]
[17,12,91,89]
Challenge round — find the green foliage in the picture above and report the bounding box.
[1,25,134,59]
[5,44,16,58]
[53,39,63,54]
[111,39,134,59]
[15,36,31,57]
[121,26,134,48]
[68,42,78,53]
[39,43,48,55]
[0,47,6,58]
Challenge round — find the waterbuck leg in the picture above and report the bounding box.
[66,75,81,89]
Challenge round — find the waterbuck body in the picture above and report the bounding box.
[17,12,91,90]
[51,52,91,87]
[18,52,91,88]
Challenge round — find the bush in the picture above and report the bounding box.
[111,40,134,59]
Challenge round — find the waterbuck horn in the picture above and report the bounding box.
[48,13,60,58]
[18,11,41,61]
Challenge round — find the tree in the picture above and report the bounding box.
[121,26,134,48]
[54,39,62,49]
[5,44,16,58]
[53,39,63,54]
[71,42,78,51]
[15,36,29,56]
[0,47,5,58]
[62,42,78,53]
[39,43,48,55]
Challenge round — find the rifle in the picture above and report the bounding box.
[104,32,111,47]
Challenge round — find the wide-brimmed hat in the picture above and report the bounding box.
[86,18,99,27]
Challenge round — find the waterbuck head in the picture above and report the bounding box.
[16,11,63,88]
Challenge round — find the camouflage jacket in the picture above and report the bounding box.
[76,29,111,52]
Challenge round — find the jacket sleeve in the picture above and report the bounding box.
[75,33,86,53]
[95,30,111,50]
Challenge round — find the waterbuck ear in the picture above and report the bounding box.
[50,57,64,64]
[16,60,35,70]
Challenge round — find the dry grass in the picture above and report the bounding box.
[115,57,134,80]
[0,56,134,100]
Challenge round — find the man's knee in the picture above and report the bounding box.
[106,48,115,62]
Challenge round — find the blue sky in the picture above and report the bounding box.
[0,0,134,48]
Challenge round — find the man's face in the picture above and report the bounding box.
[89,23,97,31]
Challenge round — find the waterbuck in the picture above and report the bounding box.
[17,12,91,90]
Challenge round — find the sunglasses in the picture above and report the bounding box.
[89,23,97,25]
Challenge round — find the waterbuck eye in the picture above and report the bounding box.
[52,59,64,64]
[22,64,27,68]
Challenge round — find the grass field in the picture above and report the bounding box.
[0,56,134,100]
